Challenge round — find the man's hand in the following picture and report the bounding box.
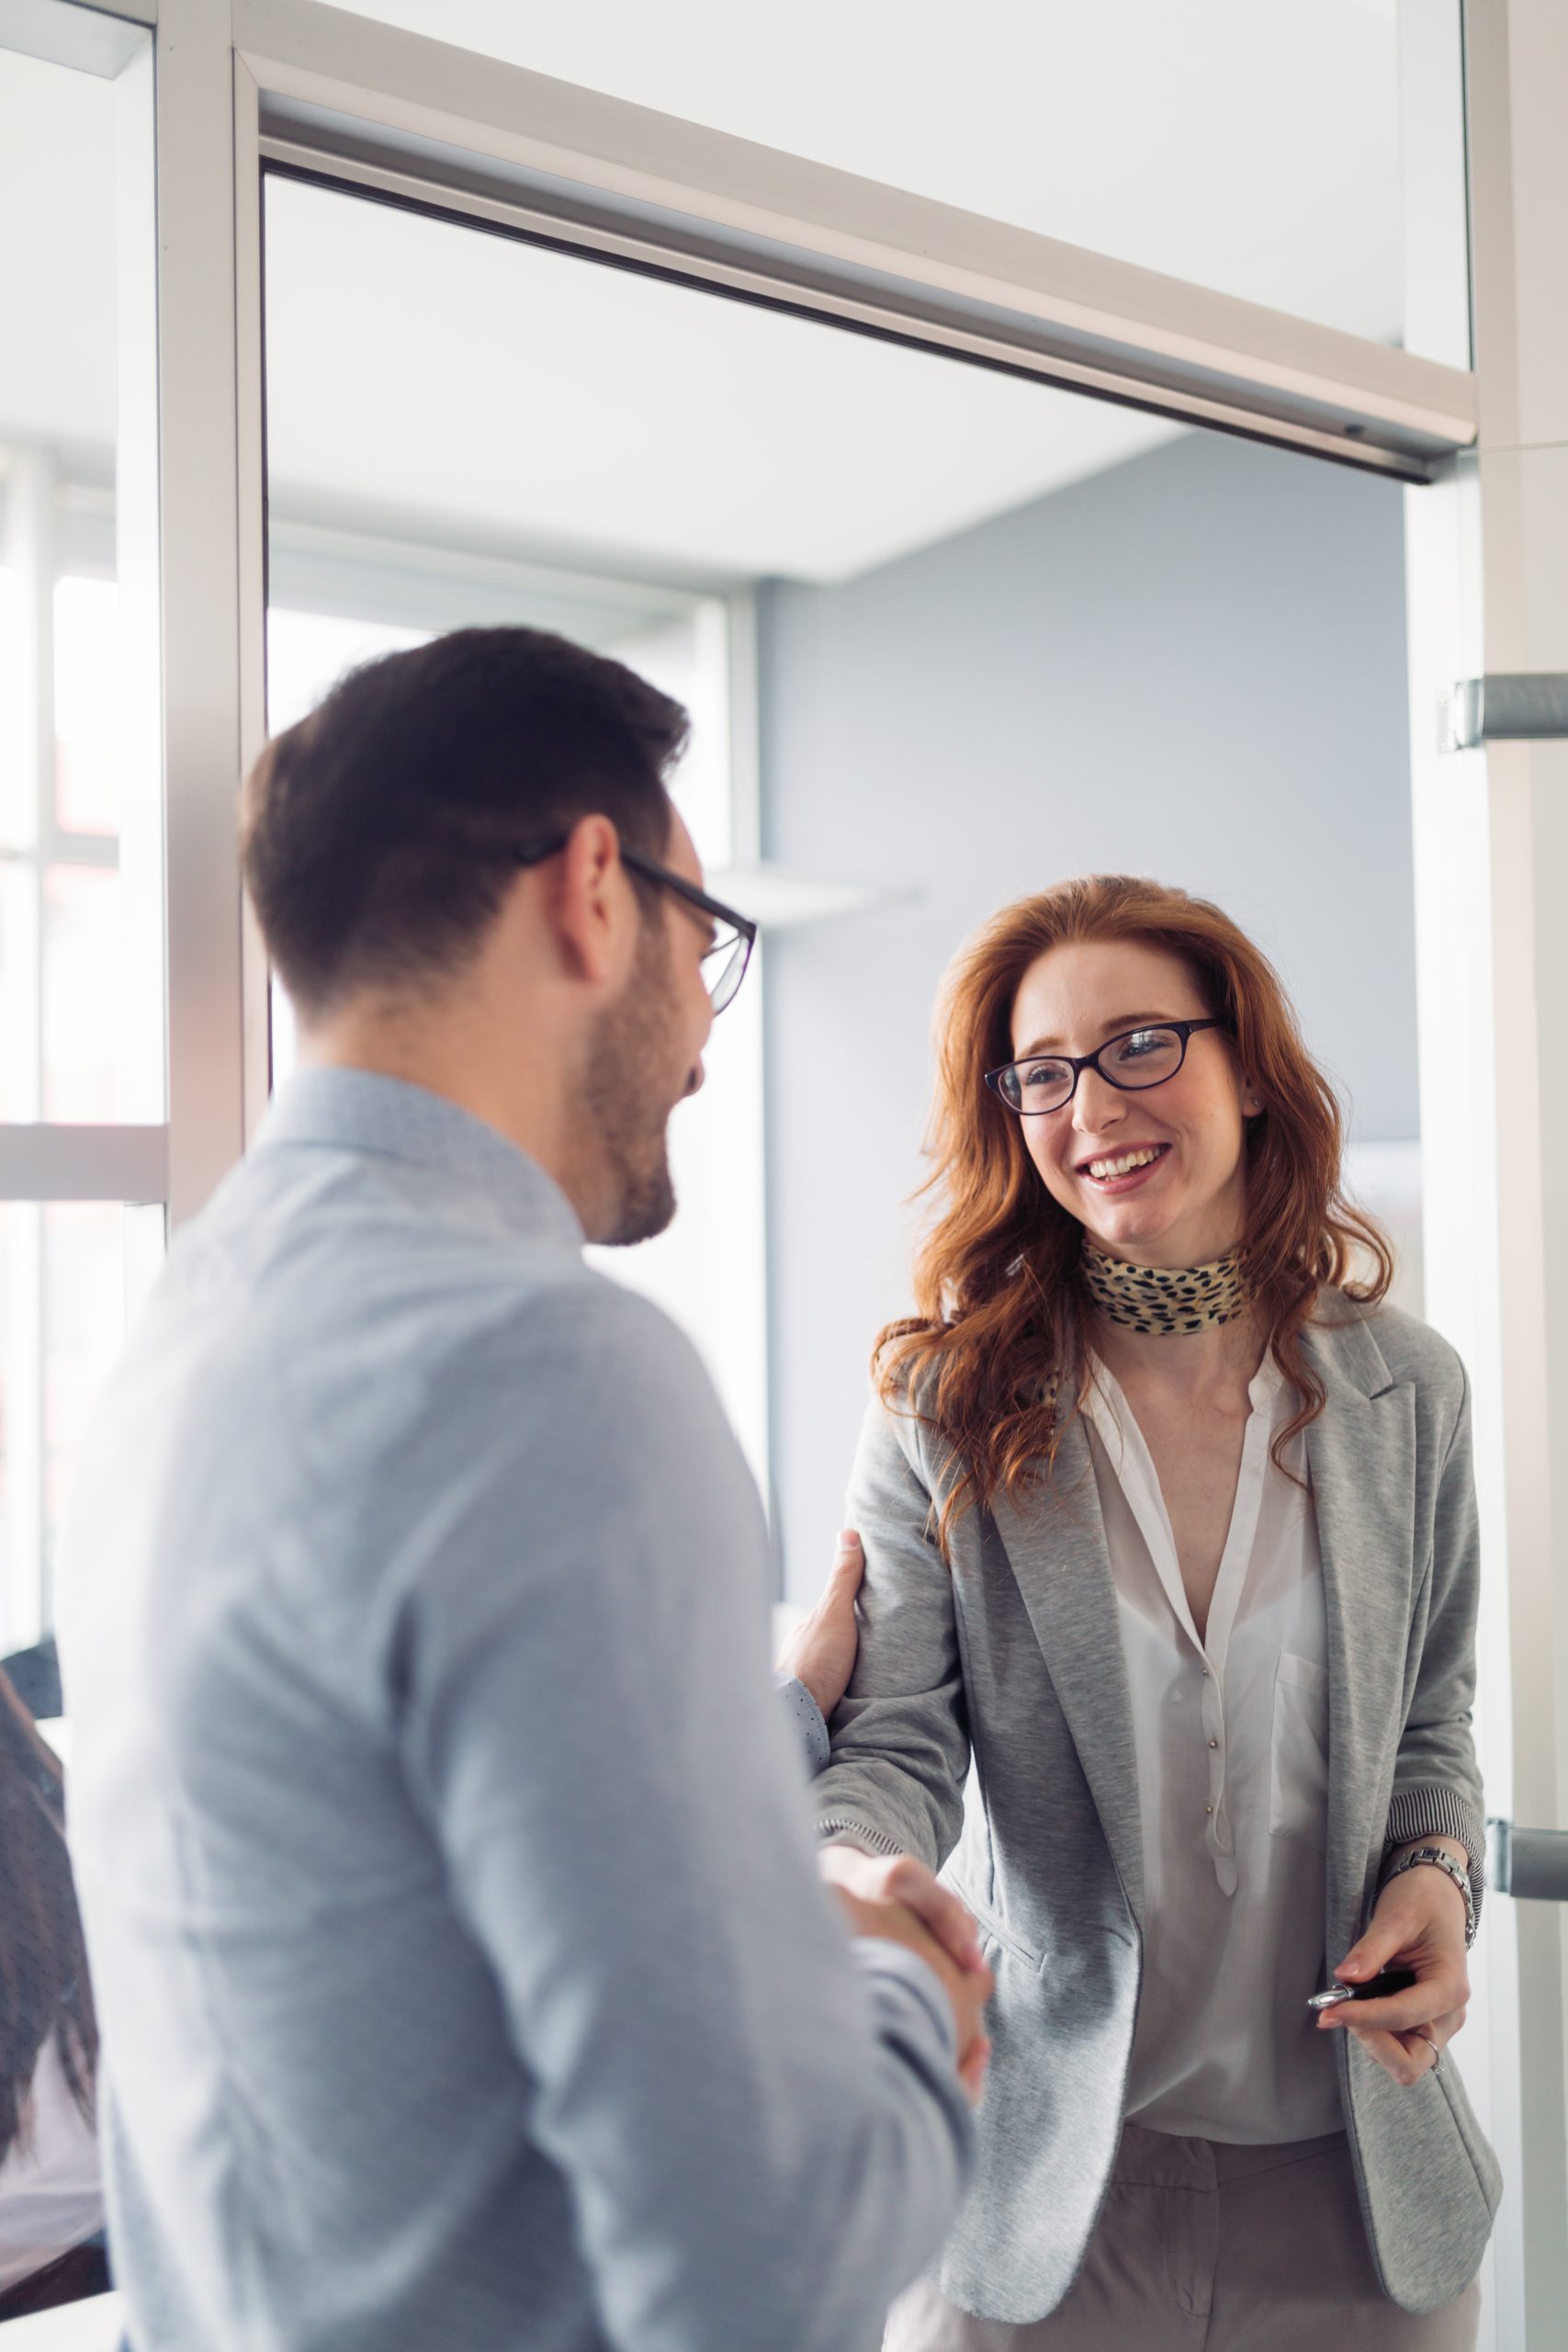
[1318,1841,1472,2086]
[819,1845,993,2102]
[776,1532,864,1723]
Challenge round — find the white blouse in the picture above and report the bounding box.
[0,2030,104,2294]
[1081,1352,1343,2144]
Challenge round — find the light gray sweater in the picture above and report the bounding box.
[59,1070,970,2352]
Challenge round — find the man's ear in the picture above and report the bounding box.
[550,815,633,987]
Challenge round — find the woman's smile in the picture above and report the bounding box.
[1075,1139,1173,1195]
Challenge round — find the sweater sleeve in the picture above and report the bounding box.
[810,1396,971,1873]
[1382,1360,1486,1923]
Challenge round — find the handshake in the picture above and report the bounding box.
[818,1845,994,2102]
[780,1530,993,2103]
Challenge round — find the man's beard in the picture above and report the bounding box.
[583,918,684,1248]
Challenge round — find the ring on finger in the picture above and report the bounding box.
[1416,2033,1441,2074]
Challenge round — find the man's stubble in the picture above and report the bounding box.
[584,911,687,1249]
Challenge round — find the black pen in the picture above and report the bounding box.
[1306,1967,1417,2011]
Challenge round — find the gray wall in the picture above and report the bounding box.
[758,426,1415,1603]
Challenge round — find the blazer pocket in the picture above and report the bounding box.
[959,1893,1048,1975]
[1269,1651,1330,1841]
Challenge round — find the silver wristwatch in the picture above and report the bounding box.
[1381,1844,1477,1948]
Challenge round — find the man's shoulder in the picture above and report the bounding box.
[476,1261,712,1410]
[156,1160,717,1482]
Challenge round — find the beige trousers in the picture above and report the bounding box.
[886,2125,1481,2352]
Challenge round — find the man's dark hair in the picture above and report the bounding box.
[242,626,689,1015]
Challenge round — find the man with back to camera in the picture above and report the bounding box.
[57,628,990,2352]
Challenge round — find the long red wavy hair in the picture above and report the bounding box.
[876,875,1393,1555]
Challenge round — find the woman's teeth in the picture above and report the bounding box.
[1086,1147,1165,1181]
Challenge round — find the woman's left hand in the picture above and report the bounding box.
[1318,1853,1472,2086]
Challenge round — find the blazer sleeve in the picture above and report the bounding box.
[813,1394,971,1872]
[1384,1359,1487,1920]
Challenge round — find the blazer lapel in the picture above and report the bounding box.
[990,1419,1145,1924]
[1301,1313,1418,1957]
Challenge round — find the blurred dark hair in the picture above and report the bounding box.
[0,1668,96,2160]
[242,625,689,1016]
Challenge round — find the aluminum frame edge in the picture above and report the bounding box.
[231,0,1478,470]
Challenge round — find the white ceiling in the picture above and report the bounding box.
[1,2,1406,586]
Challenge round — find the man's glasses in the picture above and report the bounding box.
[986,1019,1227,1115]
[512,833,757,1013]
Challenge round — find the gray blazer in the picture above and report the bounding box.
[813,1296,1501,2323]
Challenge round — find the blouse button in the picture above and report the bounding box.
[1205,1804,1214,1815]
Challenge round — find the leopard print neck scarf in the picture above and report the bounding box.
[1080,1238,1252,1335]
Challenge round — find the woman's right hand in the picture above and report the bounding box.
[819,1845,994,2102]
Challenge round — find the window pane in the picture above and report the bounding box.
[329,0,1455,348]
[0,37,164,1124]
[0,857,148,1123]
[0,854,39,1121]
[0,1200,164,1654]
[0,47,118,451]
[54,573,120,834]
[266,606,432,737]
[0,559,29,851]
[42,862,120,1120]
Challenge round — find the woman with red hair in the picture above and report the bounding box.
[806,876,1495,2348]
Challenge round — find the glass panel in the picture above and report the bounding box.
[0,854,39,1121]
[262,175,1178,588]
[0,37,164,1125]
[264,176,775,1480]
[0,557,29,851]
[53,573,121,834]
[0,1200,164,1656]
[266,607,432,740]
[42,862,120,1120]
[329,0,1463,350]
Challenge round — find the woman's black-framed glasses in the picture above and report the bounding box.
[513,833,757,1013]
[985,1019,1228,1115]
